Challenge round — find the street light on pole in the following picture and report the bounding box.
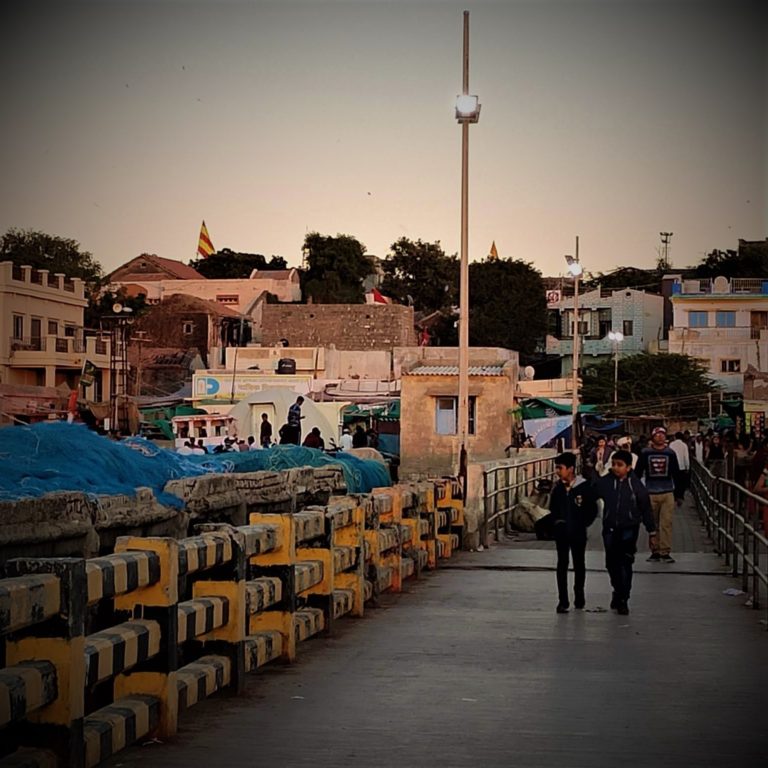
[564,248,582,450]
[607,330,624,408]
[455,10,480,479]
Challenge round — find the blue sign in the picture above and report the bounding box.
[198,377,220,395]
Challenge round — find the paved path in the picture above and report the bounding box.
[107,522,768,768]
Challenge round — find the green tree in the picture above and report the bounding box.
[0,228,103,286]
[190,248,287,278]
[84,289,148,328]
[301,232,374,304]
[468,258,547,355]
[381,238,458,311]
[694,242,768,279]
[581,353,717,418]
[582,266,663,294]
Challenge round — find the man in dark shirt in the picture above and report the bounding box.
[636,426,679,563]
[259,413,273,447]
[548,452,598,613]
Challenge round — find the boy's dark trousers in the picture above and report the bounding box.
[555,535,586,607]
[603,526,639,603]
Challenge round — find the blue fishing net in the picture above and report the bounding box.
[0,423,390,507]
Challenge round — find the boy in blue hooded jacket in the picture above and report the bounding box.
[596,449,658,615]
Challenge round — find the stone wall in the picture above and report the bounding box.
[262,305,417,350]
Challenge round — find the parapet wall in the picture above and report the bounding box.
[261,304,417,350]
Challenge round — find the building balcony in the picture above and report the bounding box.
[668,327,767,343]
[673,277,768,296]
[545,335,645,357]
[2,261,84,299]
[7,335,111,368]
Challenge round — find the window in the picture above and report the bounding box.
[64,325,76,337]
[720,359,741,373]
[597,309,612,339]
[623,320,634,337]
[716,311,736,327]
[48,320,58,335]
[435,396,476,435]
[12,315,23,340]
[689,311,708,328]
[182,320,195,335]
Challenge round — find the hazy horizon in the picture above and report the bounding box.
[1,0,765,279]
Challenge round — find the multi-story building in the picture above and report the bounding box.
[107,254,302,312]
[0,261,111,396]
[546,287,664,376]
[667,276,768,394]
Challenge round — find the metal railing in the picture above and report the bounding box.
[482,454,557,545]
[691,458,768,629]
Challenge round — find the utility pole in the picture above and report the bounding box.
[660,232,673,269]
[131,330,151,397]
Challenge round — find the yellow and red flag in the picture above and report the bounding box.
[197,220,215,259]
[489,240,499,260]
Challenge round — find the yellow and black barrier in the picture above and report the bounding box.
[0,478,464,768]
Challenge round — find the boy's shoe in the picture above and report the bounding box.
[660,554,675,563]
[574,594,585,610]
[556,603,569,614]
[646,552,661,562]
[617,602,630,615]
[610,593,619,609]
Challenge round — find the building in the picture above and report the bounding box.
[106,253,205,284]
[108,254,302,312]
[546,287,664,376]
[667,276,768,394]
[0,261,111,396]
[399,348,519,477]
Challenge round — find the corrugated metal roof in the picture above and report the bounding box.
[406,365,506,376]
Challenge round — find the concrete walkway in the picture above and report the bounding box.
[107,527,768,768]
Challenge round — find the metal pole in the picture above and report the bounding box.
[614,341,619,408]
[457,10,470,472]
[571,236,580,449]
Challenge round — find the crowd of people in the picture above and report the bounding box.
[548,425,768,617]
[177,396,381,456]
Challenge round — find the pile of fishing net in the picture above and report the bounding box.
[0,422,391,506]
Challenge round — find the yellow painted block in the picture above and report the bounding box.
[7,636,84,726]
[114,537,179,608]
[114,671,177,739]
[192,580,246,644]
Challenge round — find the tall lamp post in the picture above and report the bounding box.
[564,249,582,449]
[608,330,624,408]
[455,10,481,478]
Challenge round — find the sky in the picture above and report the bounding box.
[1,0,765,280]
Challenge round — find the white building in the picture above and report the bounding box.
[0,261,111,394]
[546,287,664,375]
[667,276,768,394]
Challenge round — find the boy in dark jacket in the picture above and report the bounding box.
[596,450,658,615]
[549,452,599,613]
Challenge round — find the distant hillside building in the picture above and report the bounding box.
[546,287,664,376]
[667,275,768,394]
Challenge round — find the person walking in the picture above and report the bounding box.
[589,436,611,478]
[669,431,691,506]
[595,450,658,615]
[549,452,599,613]
[705,433,725,477]
[288,396,305,442]
[636,426,679,563]
[259,413,273,448]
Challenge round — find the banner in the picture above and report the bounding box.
[80,359,97,387]
[523,416,572,447]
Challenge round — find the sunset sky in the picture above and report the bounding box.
[1,0,765,280]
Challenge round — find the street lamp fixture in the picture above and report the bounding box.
[455,94,481,122]
[608,330,624,408]
[564,247,581,449]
